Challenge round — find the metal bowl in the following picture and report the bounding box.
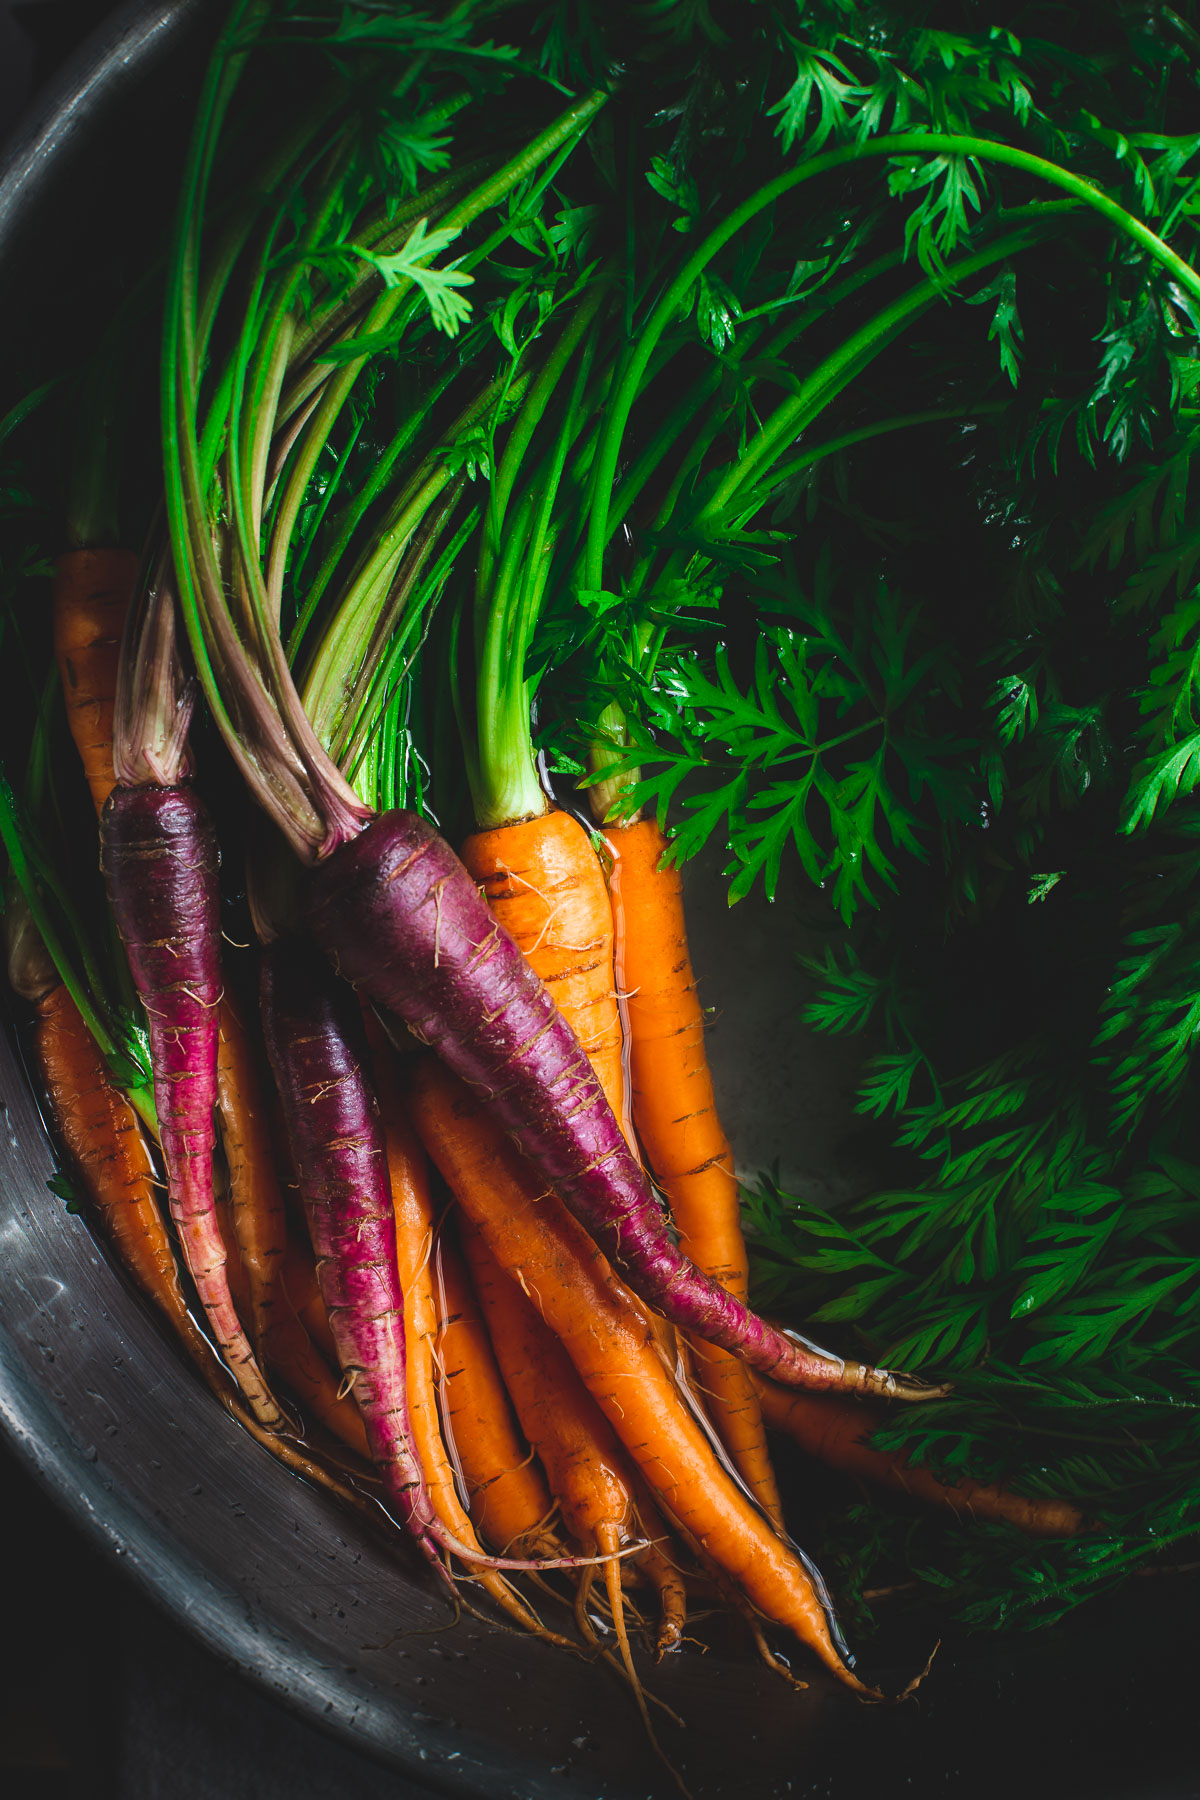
[1,9,1198,1796]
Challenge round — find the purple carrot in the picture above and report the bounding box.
[258,941,445,1567]
[258,940,609,1574]
[101,783,282,1426]
[306,812,941,1401]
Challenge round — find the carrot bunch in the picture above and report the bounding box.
[9,0,1156,1759]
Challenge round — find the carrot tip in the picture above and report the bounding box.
[894,1639,940,1703]
[852,1363,952,1404]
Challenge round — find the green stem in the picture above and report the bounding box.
[334,481,466,771]
[285,347,463,659]
[300,368,533,747]
[284,156,493,384]
[739,399,1009,511]
[704,223,1045,519]
[480,284,607,597]
[584,130,1200,594]
[266,90,607,623]
[474,330,598,829]
[634,217,1049,612]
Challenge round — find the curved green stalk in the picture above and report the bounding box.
[580,217,1059,824]
[585,130,1200,594]
[285,338,458,659]
[737,399,1009,514]
[334,482,467,770]
[164,1,369,859]
[699,220,1049,525]
[624,214,1056,622]
[283,155,494,384]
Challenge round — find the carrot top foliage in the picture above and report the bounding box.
[644,0,1200,1637]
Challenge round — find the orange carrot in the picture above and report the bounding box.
[214,1189,253,1323]
[458,1213,662,1715]
[623,1483,689,1658]
[444,1220,685,1653]
[32,976,198,1337]
[215,992,286,1361]
[260,1236,371,1459]
[364,1015,569,1640]
[404,1055,874,1694]
[51,548,138,816]
[461,808,629,1135]
[281,1230,341,1369]
[756,1380,1085,1539]
[604,818,783,1528]
[432,1229,559,1556]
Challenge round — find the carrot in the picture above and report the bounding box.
[12,909,378,1522]
[215,991,287,1361]
[755,1380,1085,1539]
[280,1230,341,1370]
[431,1220,559,1557]
[32,976,197,1340]
[363,1019,562,1637]
[39,986,378,1513]
[260,940,584,1578]
[404,1054,876,1694]
[102,783,281,1428]
[461,808,628,1134]
[260,939,449,1566]
[54,548,279,1415]
[264,1236,371,1459]
[622,1482,689,1658]
[440,1219,685,1652]
[457,1213,661,1723]
[214,1188,253,1322]
[51,548,138,817]
[605,817,783,1527]
[309,811,929,1399]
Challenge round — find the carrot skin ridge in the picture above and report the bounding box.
[458,1212,636,1557]
[307,810,905,1396]
[100,781,280,1427]
[460,1215,668,1733]
[283,1228,342,1369]
[258,938,445,1567]
[403,1056,874,1693]
[606,818,784,1527]
[756,1380,1085,1540]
